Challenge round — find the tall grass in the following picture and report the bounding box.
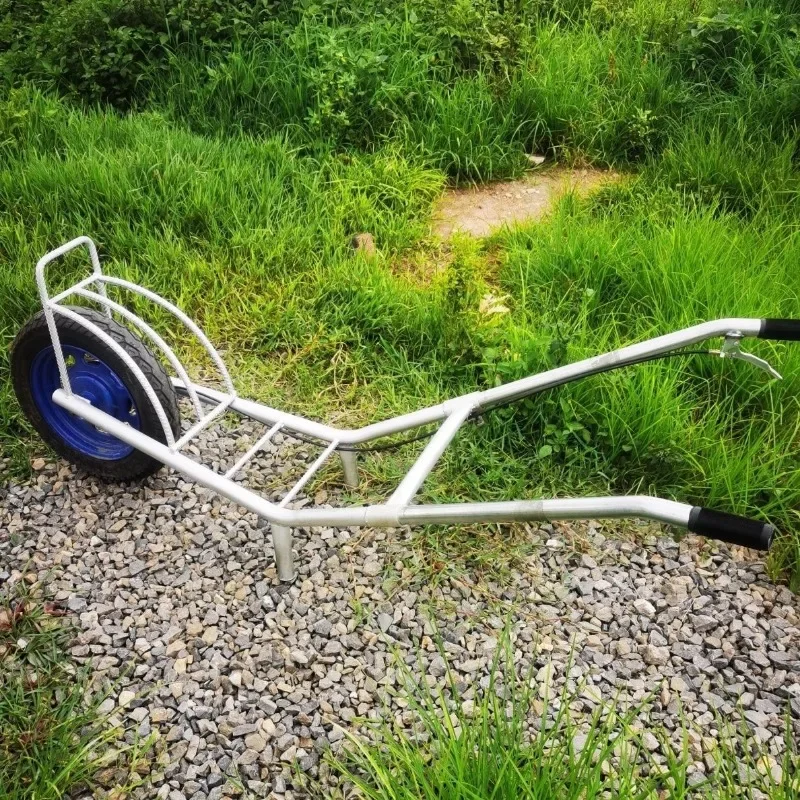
[509,23,688,163]
[486,186,800,573]
[156,31,526,180]
[0,87,444,457]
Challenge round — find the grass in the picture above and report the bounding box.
[490,187,800,554]
[324,634,800,799]
[0,579,152,799]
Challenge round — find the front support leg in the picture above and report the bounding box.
[271,524,296,582]
[339,450,359,489]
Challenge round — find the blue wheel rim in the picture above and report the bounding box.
[29,345,140,460]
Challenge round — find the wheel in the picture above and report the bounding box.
[11,306,180,481]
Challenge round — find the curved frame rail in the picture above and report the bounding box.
[36,236,237,452]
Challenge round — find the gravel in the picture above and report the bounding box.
[1,415,799,798]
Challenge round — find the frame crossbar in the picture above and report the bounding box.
[225,422,283,479]
[279,440,339,507]
[172,394,237,451]
[389,405,473,505]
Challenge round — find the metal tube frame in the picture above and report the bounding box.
[35,237,772,581]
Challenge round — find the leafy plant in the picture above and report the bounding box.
[678,7,798,92]
[0,0,285,106]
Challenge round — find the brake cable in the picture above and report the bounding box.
[287,349,717,453]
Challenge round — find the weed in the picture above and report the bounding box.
[324,631,800,798]
[0,579,153,799]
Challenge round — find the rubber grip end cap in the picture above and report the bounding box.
[758,319,800,341]
[688,507,774,551]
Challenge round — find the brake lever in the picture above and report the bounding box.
[710,334,782,380]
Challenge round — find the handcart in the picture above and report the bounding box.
[11,237,800,581]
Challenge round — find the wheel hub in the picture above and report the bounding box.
[29,345,140,460]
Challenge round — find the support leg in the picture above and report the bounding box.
[339,450,359,489]
[271,524,296,583]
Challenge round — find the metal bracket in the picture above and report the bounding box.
[712,333,782,380]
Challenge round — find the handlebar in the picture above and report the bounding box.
[758,319,800,342]
[688,507,775,551]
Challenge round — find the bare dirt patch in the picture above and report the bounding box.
[433,166,620,238]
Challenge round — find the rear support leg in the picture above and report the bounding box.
[271,524,296,583]
[339,450,359,489]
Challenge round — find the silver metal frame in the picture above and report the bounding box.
[35,237,774,581]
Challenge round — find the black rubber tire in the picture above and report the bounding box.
[11,306,180,481]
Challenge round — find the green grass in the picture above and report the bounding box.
[0,86,444,457]
[489,187,800,543]
[324,635,800,798]
[0,580,152,799]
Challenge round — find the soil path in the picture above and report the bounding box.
[433,166,619,238]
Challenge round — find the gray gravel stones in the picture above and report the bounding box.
[642,644,670,666]
[2,416,799,798]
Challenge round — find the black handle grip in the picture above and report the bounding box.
[758,319,800,341]
[688,507,775,551]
